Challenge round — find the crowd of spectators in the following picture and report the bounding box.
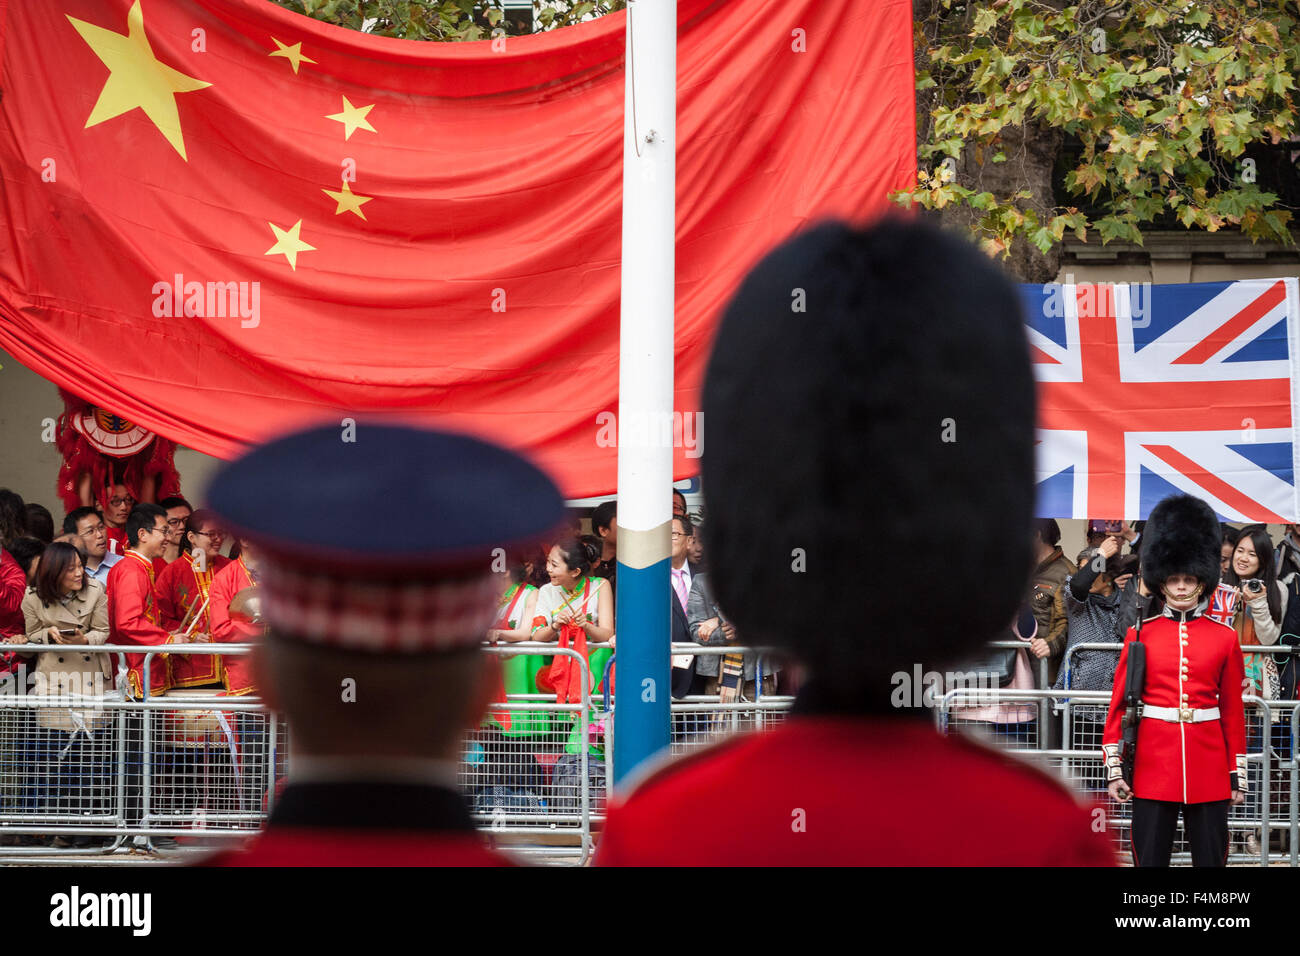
[1016,518,1300,703]
[0,482,779,826]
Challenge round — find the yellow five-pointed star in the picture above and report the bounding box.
[321,181,373,220]
[264,220,315,271]
[66,0,211,161]
[325,96,376,140]
[268,37,316,74]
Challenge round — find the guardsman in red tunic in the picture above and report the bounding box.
[199,422,565,866]
[595,219,1114,866]
[208,544,261,696]
[154,509,230,689]
[106,504,184,699]
[1103,493,1247,867]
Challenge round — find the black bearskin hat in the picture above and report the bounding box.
[1140,494,1222,595]
[701,217,1036,710]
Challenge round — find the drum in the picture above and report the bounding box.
[160,688,229,749]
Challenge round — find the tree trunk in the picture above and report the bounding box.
[935,122,1064,284]
[912,0,1065,284]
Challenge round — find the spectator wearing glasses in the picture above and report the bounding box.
[668,514,698,698]
[672,489,688,519]
[106,503,187,699]
[154,510,229,689]
[157,495,194,567]
[63,507,122,587]
[101,484,135,557]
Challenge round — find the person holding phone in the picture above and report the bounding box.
[19,541,113,845]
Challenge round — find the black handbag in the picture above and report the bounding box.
[960,642,1019,688]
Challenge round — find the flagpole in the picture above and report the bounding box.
[612,0,676,786]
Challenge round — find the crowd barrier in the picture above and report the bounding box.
[0,643,604,864]
[2,638,1294,866]
[0,641,790,864]
[939,686,1300,866]
[0,644,268,861]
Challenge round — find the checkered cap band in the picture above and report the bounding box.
[259,561,502,652]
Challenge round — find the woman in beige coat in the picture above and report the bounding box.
[19,542,113,845]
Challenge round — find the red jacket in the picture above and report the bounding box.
[596,717,1115,866]
[208,558,258,695]
[106,550,173,698]
[0,549,27,675]
[155,552,230,687]
[0,549,25,637]
[1102,607,1247,804]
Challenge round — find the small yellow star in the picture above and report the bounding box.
[268,37,315,75]
[322,181,374,220]
[67,0,211,160]
[264,220,315,271]
[325,96,376,140]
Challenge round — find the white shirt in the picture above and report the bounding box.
[533,578,605,632]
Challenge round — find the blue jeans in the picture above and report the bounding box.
[23,728,112,817]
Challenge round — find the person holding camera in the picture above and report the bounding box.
[1102,494,1247,867]
[1223,527,1287,700]
[1050,539,1133,693]
[1223,526,1289,854]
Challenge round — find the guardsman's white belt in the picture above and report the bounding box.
[1142,704,1220,723]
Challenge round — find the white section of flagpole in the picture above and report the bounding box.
[612,0,677,785]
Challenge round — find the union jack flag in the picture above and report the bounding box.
[1019,278,1299,521]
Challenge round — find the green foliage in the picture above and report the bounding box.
[273,0,624,41]
[900,0,1299,258]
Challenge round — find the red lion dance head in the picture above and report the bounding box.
[55,388,181,515]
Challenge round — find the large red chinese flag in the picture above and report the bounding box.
[0,0,914,497]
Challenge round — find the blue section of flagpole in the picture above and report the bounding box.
[613,0,677,786]
[612,557,671,784]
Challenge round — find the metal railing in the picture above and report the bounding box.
[0,642,604,865]
[5,635,1294,866]
[938,687,1300,866]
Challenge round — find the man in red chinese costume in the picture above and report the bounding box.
[154,510,230,689]
[202,422,564,866]
[1103,493,1247,867]
[107,502,189,834]
[107,503,184,699]
[208,538,261,697]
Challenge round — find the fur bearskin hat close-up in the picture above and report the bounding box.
[1139,494,1222,595]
